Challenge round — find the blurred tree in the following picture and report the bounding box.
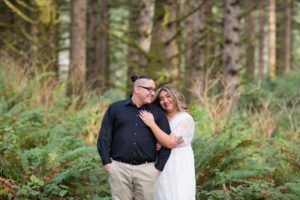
[244,0,255,76]
[268,0,276,80]
[257,0,266,79]
[283,0,292,73]
[184,0,210,102]
[0,0,299,97]
[204,1,216,69]
[148,0,180,85]
[68,0,86,96]
[0,1,14,50]
[86,0,109,93]
[276,0,292,74]
[222,0,240,99]
[0,0,59,72]
[126,0,153,94]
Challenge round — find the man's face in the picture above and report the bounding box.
[136,79,156,104]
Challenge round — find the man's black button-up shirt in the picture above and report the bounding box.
[97,96,171,171]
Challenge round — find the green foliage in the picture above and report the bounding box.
[193,101,300,199]
[193,72,300,199]
[239,71,300,139]
[239,70,300,108]
[0,64,110,199]
[2,61,300,199]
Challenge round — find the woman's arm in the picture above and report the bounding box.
[139,110,182,148]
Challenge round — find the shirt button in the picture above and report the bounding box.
[135,123,138,126]
[133,142,136,145]
[134,132,136,135]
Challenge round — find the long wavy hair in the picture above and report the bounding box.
[154,84,188,112]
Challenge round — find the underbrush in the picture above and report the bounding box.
[192,71,300,199]
[1,58,300,199]
[0,63,110,199]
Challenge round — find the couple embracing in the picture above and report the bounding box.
[97,75,196,200]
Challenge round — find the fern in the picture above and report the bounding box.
[193,107,300,199]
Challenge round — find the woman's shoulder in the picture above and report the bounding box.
[178,112,194,122]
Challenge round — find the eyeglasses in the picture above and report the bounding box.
[138,86,156,93]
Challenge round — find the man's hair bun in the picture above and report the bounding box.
[131,75,139,83]
[130,75,152,83]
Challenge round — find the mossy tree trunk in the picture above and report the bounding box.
[1,0,59,73]
[148,0,180,86]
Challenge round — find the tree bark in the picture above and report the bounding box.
[257,0,266,79]
[86,0,109,92]
[149,0,180,85]
[184,0,209,102]
[68,0,87,96]
[222,0,240,98]
[127,0,153,94]
[244,0,255,76]
[1,0,59,73]
[283,0,292,73]
[268,0,276,79]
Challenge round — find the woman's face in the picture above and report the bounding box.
[158,90,177,114]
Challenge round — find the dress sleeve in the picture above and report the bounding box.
[172,113,195,146]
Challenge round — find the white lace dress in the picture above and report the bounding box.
[156,112,196,200]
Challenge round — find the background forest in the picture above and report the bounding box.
[1,0,300,199]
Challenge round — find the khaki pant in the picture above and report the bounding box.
[108,160,159,200]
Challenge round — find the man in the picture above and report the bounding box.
[97,75,171,200]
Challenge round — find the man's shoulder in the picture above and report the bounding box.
[148,104,168,120]
[110,98,128,107]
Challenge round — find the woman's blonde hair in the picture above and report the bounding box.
[154,84,188,112]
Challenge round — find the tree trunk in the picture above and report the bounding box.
[184,0,208,103]
[149,0,180,85]
[0,1,14,50]
[257,0,266,79]
[283,0,292,73]
[222,0,240,98]
[268,0,276,80]
[204,0,214,71]
[244,0,255,76]
[86,0,109,92]
[68,0,87,96]
[1,0,59,73]
[276,0,283,74]
[39,0,59,73]
[127,0,153,94]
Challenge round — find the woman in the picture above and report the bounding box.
[139,84,196,200]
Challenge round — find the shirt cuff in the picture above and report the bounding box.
[101,157,112,165]
[155,160,166,171]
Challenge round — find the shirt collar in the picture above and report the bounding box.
[123,95,150,109]
[124,96,133,106]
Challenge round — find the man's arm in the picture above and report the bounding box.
[154,108,172,171]
[97,106,113,170]
[156,146,171,171]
